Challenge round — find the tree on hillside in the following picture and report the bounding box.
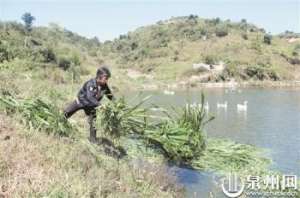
[240,19,248,31]
[241,19,247,24]
[211,17,221,25]
[188,14,198,24]
[188,14,198,20]
[21,12,35,32]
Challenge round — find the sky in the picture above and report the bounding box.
[0,0,299,41]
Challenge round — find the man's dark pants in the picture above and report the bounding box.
[64,100,97,141]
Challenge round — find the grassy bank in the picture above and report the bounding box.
[0,113,184,197]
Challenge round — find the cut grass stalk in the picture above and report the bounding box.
[97,93,214,164]
[0,93,75,136]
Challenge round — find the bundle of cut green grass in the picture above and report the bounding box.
[0,93,75,136]
[96,97,149,139]
[192,138,271,174]
[145,94,214,163]
[97,94,214,163]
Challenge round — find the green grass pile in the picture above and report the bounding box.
[96,96,150,139]
[97,94,214,164]
[0,93,75,136]
[192,138,271,174]
[144,95,214,163]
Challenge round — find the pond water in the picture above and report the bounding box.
[123,87,300,197]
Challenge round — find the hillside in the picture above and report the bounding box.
[0,21,100,74]
[1,17,300,90]
[98,16,300,88]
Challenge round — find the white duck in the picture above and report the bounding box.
[237,101,248,111]
[217,101,228,109]
[204,102,209,112]
[163,90,175,95]
[150,107,166,112]
[163,85,175,95]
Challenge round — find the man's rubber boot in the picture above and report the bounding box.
[89,128,97,143]
[88,110,97,143]
[89,137,96,143]
[89,119,97,143]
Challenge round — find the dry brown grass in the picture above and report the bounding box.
[0,114,183,197]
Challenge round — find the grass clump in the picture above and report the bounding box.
[97,93,213,164]
[0,93,75,136]
[145,94,214,163]
[96,96,149,139]
[192,138,271,174]
[145,122,205,163]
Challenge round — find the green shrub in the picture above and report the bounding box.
[58,57,71,70]
[69,53,81,66]
[215,25,228,37]
[292,51,298,56]
[188,14,198,21]
[244,65,279,80]
[40,47,56,63]
[0,41,14,63]
[208,17,221,25]
[0,43,10,63]
[241,33,248,40]
[263,34,272,45]
[245,65,266,80]
[204,54,218,65]
[292,44,300,56]
[288,57,300,65]
[238,19,248,31]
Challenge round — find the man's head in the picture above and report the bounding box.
[96,66,111,86]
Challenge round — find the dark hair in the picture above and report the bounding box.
[96,66,111,78]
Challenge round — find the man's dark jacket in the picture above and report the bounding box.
[77,78,113,107]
